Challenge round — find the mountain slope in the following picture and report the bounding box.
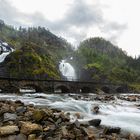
[73,37,140,86]
[0,20,73,79]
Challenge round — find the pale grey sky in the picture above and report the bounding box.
[0,0,140,57]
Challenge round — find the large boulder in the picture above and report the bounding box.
[0,125,19,136]
[88,119,101,127]
[20,121,42,135]
[3,113,17,122]
[91,106,100,114]
[16,106,27,114]
[32,110,46,122]
[103,127,121,134]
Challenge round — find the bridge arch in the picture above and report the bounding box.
[55,85,70,93]
[116,86,128,93]
[101,86,110,93]
[20,84,43,93]
[2,85,20,93]
[80,87,91,93]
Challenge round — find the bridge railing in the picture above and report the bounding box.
[61,76,80,81]
[0,75,127,87]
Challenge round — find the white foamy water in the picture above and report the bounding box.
[0,52,10,63]
[59,60,76,81]
[0,93,140,134]
[0,41,14,63]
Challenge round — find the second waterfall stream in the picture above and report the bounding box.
[59,59,77,80]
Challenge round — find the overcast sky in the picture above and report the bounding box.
[0,0,140,57]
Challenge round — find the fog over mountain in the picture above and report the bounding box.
[0,0,140,56]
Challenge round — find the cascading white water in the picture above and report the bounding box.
[0,41,13,63]
[59,60,77,81]
[0,52,11,63]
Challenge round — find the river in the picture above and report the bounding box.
[0,92,140,135]
[0,44,140,135]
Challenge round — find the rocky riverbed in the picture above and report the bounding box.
[0,99,139,140]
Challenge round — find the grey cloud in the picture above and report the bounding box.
[100,22,127,43]
[63,0,103,27]
[0,0,20,26]
[0,0,51,27]
[0,0,127,45]
[49,0,104,43]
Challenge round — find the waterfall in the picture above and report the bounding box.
[59,60,77,81]
[0,40,13,63]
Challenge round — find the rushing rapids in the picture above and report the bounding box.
[0,93,140,135]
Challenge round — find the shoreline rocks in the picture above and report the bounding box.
[0,125,19,136]
[0,100,139,140]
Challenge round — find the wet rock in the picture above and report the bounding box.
[59,112,70,122]
[74,120,80,128]
[74,112,81,119]
[16,106,26,114]
[0,104,10,115]
[20,121,43,135]
[47,117,55,123]
[61,126,68,137]
[44,126,50,132]
[16,133,27,140]
[0,125,19,136]
[88,119,101,127]
[129,133,136,140]
[32,110,46,122]
[92,106,100,114]
[74,112,84,119]
[82,127,95,139]
[3,113,17,122]
[47,125,56,131]
[28,134,36,140]
[55,118,62,125]
[103,126,121,134]
[15,100,24,106]
[0,135,17,140]
[127,96,137,102]
[35,96,45,99]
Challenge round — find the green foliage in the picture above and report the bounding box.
[0,20,140,84]
[0,21,74,79]
[5,44,60,79]
[129,84,140,92]
[74,37,140,84]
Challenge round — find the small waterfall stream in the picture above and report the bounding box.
[59,60,77,81]
[0,40,13,63]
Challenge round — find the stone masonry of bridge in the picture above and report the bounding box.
[0,77,129,93]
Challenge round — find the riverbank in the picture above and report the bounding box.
[0,99,139,140]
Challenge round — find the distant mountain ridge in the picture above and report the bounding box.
[72,37,140,91]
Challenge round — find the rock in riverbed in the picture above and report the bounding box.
[103,126,121,134]
[3,113,17,122]
[0,125,19,136]
[20,121,42,135]
[88,119,101,127]
[0,100,139,140]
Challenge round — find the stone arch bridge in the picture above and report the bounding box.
[0,77,128,93]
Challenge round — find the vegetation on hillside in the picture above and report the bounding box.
[73,37,140,87]
[0,20,140,92]
[0,20,73,79]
